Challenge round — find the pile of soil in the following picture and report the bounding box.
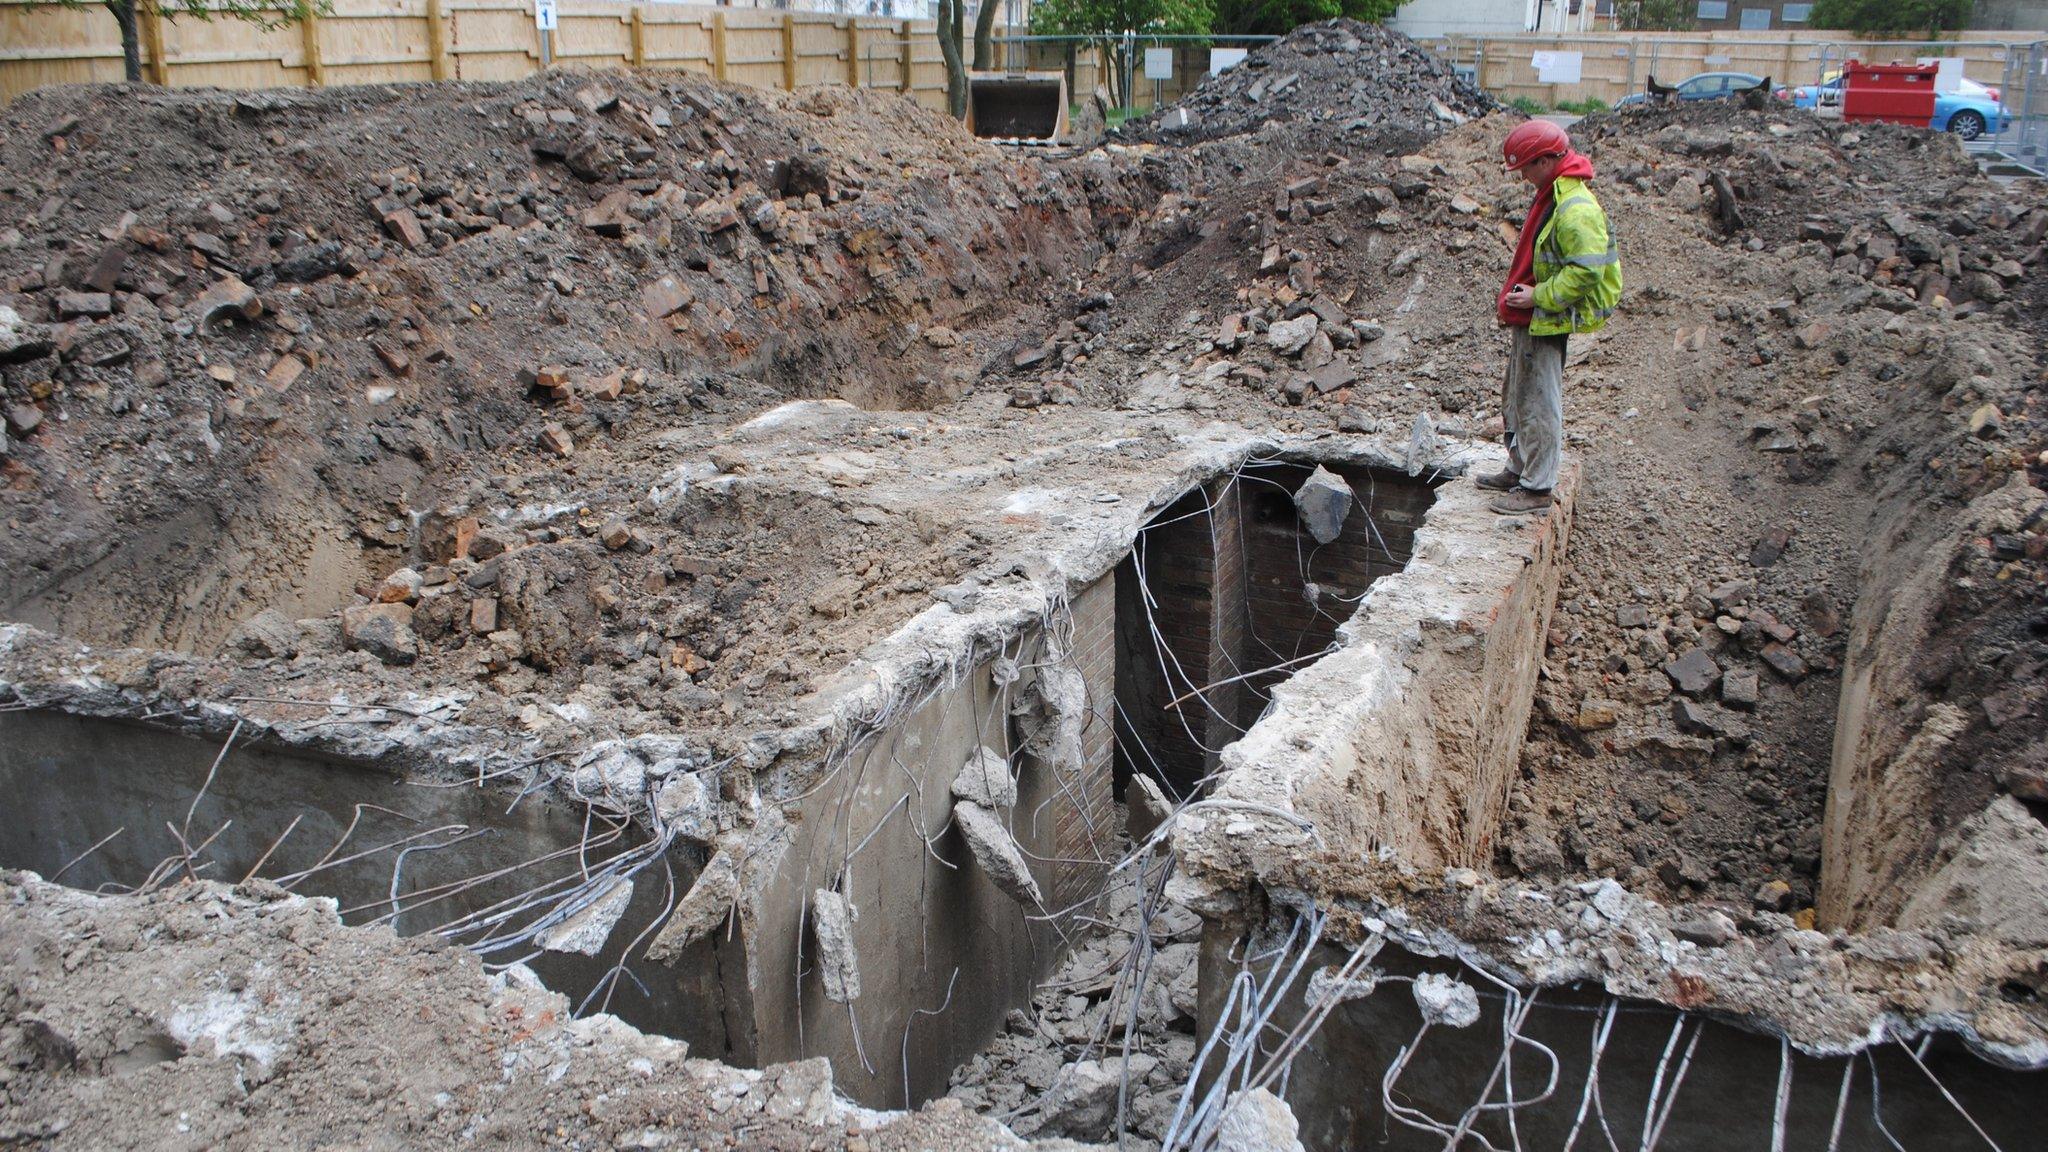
[1117,18,1498,147]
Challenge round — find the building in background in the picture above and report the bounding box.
[1974,0,2048,30]
[1390,0,1599,38]
[1687,1,1815,31]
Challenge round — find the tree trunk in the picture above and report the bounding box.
[971,0,1001,72]
[109,0,143,84]
[937,0,968,120]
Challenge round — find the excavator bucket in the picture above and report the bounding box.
[966,71,1070,142]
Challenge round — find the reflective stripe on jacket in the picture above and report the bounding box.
[1530,176,1622,337]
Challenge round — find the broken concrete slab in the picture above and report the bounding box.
[1292,465,1351,545]
[954,800,1043,906]
[952,746,1016,809]
[811,888,861,1004]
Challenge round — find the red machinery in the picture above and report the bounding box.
[1840,60,1938,126]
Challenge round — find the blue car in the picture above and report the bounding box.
[1778,74,2010,139]
[1615,72,1768,109]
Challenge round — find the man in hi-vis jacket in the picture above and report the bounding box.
[1482,119,1623,516]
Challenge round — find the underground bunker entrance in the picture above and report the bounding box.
[1112,458,1438,803]
[0,709,741,1059]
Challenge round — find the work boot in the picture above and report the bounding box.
[1490,487,1554,516]
[1474,468,1520,491]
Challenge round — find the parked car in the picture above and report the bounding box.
[1615,72,1768,109]
[1776,73,2010,139]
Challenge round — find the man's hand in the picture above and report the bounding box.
[1503,284,1536,310]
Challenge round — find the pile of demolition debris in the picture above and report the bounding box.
[0,870,1076,1152]
[947,838,1203,1148]
[1117,18,1498,146]
[0,69,1140,643]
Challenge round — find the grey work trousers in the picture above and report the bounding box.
[1502,327,1566,493]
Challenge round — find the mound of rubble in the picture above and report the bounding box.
[1118,18,1498,146]
[0,69,1136,653]
[0,871,1069,1151]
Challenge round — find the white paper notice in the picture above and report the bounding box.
[1531,50,1582,85]
[1210,48,1249,75]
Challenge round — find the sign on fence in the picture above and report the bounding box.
[534,0,558,31]
[1211,48,1248,75]
[1531,50,1582,84]
[1144,48,1176,82]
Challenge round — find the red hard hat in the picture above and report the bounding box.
[1502,119,1571,171]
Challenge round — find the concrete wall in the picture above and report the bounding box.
[1194,926,2045,1151]
[0,708,739,1053]
[745,575,1116,1108]
[1181,459,1570,875]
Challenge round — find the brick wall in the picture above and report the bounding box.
[1115,488,1219,800]
[1237,462,1434,726]
[1113,463,1437,798]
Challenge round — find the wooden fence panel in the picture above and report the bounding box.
[447,0,536,81]
[15,1,2030,125]
[719,10,784,92]
[848,16,903,91]
[0,0,124,96]
[791,15,849,89]
[320,1,437,87]
[551,1,632,70]
[157,10,309,90]
[639,9,715,75]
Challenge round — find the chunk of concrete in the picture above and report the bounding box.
[1266,315,1318,356]
[536,876,633,956]
[1215,1087,1308,1152]
[1125,772,1174,847]
[654,771,717,843]
[645,844,739,962]
[1405,411,1440,477]
[1292,465,1351,545]
[951,746,1015,809]
[1031,1059,1120,1140]
[954,800,1043,906]
[1411,972,1480,1028]
[340,602,417,665]
[1662,647,1720,698]
[810,888,861,1004]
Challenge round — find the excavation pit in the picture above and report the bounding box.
[0,707,740,1056]
[0,421,1492,1117]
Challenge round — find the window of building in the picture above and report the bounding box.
[1697,1,1729,18]
[1782,3,1813,20]
[1738,7,1771,28]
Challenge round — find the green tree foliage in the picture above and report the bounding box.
[1611,0,1695,31]
[46,0,326,85]
[1030,0,1214,107]
[1807,0,1973,35]
[1209,0,1398,38]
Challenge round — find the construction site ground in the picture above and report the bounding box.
[2,17,2044,1150]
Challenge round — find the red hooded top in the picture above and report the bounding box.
[1498,149,1597,328]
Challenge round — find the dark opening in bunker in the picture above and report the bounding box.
[0,709,743,1059]
[1112,459,1438,800]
